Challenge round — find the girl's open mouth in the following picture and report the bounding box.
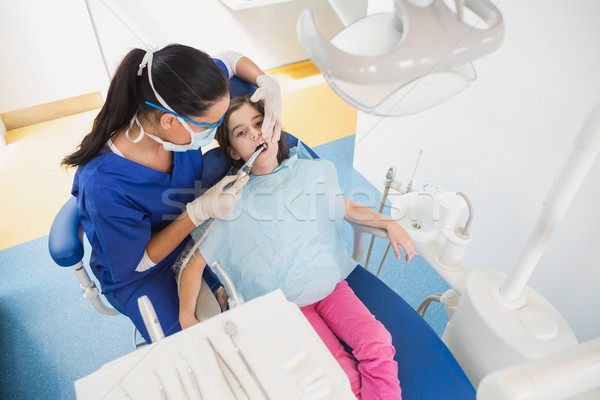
[255,141,267,152]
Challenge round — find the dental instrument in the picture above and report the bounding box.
[364,165,395,270]
[178,143,268,273]
[154,369,170,400]
[119,383,134,400]
[213,261,245,309]
[366,150,423,275]
[436,192,473,268]
[179,353,204,400]
[237,142,268,179]
[206,336,249,399]
[225,320,271,399]
[138,295,165,343]
[175,367,192,400]
[455,192,473,239]
[406,149,423,194]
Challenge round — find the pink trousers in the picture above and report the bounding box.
[300,280,402,400]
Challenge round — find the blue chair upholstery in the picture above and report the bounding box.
[346,266,475,399]
[48,197,126,316]
[48,196,84,267]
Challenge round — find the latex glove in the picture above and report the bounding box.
[250,74,282,144]
[186,174,249,226]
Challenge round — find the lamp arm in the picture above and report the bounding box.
[501,96,600,301]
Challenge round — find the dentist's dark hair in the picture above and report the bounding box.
[62,44,229,167]
[216,96,289,169]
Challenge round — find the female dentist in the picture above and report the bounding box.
[62,44,281,342]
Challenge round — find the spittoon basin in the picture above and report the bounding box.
[391,192,440,243]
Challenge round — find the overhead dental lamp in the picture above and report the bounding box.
[297,0,504,116]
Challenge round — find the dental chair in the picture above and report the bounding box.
[202,137,476,400]
[48,76,475,398]
[48,196,148,349]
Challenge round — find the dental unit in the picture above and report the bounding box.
[296,1,600,396]
[370,96,600,398]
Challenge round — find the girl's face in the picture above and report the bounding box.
[227,103,279,175]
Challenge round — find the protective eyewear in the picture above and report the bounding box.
[145,101,224,129]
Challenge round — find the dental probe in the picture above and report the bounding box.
[206,336,249,399]
[175,367,192,400]
[153,369,170,400]
[406,149,423,194]
[225,321,271,399]
[179,353,204,400]
[364,166,396,270]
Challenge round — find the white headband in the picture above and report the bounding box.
[136,50,176,113]
[137,51,153,76]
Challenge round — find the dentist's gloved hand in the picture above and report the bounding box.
[250,74,282,144]
[186,174,249,226]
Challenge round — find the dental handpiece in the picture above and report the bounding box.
[213,261,244,308]
[237,142,267,178]
[138,295,165,343]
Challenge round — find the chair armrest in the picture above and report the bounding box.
[344,217,388,262]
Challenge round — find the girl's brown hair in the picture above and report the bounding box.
[216,97,289,169]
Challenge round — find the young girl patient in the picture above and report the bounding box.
[178,97,415,399]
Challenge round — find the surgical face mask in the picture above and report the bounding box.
[144,101,224,151]
[125,113,222,152]
[126,114,220,151]
[129,50,224,151]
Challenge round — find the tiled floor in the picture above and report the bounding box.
[0,62,357,250]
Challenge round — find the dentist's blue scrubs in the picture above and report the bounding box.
[72,60,232,342]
